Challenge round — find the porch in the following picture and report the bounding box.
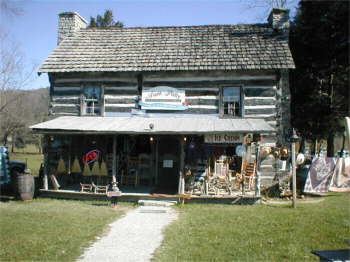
[39,188,260,204]
[31,115,276,202]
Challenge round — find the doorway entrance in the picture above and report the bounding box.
[156,136,180,194]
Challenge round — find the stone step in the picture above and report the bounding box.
[138,199,177,207]
[138,206,168,213]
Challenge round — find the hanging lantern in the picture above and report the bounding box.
[280,147,289,159]
[272,148,280,159]
[261,146,272,157]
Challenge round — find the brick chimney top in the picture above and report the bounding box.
[58,12,87,45]
[268,8,290,33]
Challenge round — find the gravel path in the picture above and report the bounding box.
[77,205,178,262]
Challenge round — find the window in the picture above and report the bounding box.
[221,87,241,117]
[83,87,101,116]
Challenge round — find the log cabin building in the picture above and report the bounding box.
[31,8,295,197]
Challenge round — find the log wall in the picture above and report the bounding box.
[48,70,286,144]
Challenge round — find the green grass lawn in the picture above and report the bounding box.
[154,193,350,262]
[9,144,43,177]
[0,198,130,261]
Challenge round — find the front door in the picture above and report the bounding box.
[157,136,180,194]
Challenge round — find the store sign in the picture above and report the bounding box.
[82,149,100,164]
[205,134,243,144]
[139,86,189,110]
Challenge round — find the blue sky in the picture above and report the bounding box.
[1,0,299,90]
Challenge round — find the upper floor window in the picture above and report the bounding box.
[221,87,242,117]
[83,87,101,116]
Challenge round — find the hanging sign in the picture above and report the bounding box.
[205,134,243,144]
[139,86,189,110]
[82,149,100,164]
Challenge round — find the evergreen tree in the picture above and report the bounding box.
[289,0,349,155]
[89,9,124,27]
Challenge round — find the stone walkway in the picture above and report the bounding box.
[77,205,178,262]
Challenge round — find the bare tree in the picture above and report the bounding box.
[0,0,23,18]
[0,0,45,149]
[0,32,36,146]
[0,33,35,111]
[1,92,26,146]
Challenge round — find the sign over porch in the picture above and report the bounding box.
[205,134,243,143]
[139,86,189,110]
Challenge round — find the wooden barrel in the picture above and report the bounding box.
[16,173,35,201]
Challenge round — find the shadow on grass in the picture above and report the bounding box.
[0,195,15,202]
[91,203,110,207]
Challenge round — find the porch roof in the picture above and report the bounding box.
[30,116,275,134]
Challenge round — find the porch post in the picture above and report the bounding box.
[43,135,49,190]
[68,136,72,175]
[112,135,117,183]
[291,129,299,208]
[255,142,261,198]
[178,135,185,195]
[155,138,159,185]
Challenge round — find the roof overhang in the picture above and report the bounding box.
[30,116,275,135]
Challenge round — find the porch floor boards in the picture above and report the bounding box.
[39,189,260,204]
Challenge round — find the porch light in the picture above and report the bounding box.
[184,137,187,142]
[150,136,154,142]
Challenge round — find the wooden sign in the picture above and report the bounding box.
[140,86,189,110]
[205,134,243,144]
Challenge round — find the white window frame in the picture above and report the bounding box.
[220,86,243,117]
[82,87,102,116]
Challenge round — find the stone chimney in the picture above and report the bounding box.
[268,8,290,36]
[58,12,87,45]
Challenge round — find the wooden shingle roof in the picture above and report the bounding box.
[39,24,295,73]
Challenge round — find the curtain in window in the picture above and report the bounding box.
[223,87,240,116]
[84,87,101,115]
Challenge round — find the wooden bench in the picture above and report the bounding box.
[92,182,109,194]
[80,183,93,193]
